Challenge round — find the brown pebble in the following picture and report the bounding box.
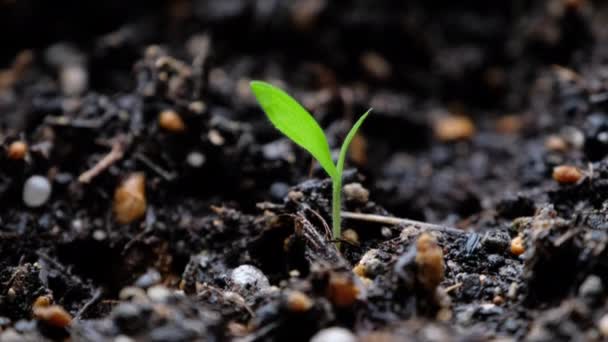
[113,173,147,224]
[552,165,583,184]
[434,115,475,141]
[32,295,52,310]
[415,233,445,290]
[286,290,313,312]
[360,51,392,80]
[510,235,525,256]
[327,273,359,307]
[496,115,523,134]
[159,110,185,132]
[7,141,27,160]
[33,305,72,328]
[493,295,505,305]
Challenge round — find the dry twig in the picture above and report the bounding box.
[341,211,467,235]
[78,136,128,183]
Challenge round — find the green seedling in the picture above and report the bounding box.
[250,80,370,243]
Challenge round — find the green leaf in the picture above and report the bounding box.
[250,81,337,178]
[336,109,371,178]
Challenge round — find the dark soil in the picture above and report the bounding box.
[2,0,608,341]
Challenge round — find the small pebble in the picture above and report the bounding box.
[552,165,583,184]
[32,295,52,310]
[118,287,148,303]
[270,182,289,200]
[33,305,72,328]
[188,101,206,114]
[135,269,161,288]
[341,229,359,246]
[327,273,359,307]
[353,264,366,278]
[93,230,107,241]
[287,190,304,202]
[310,327,357,342]
[492,295,505,305]
[343,183,369,203]
[23,175,52,208]
[147,285,171,302]
[286,290,313,312]
[186,151,205,168]
[159,110,185,132]
[381,227,392,238]
[545,135,568,152]
[415,233,445,290]
[599,314,608,337]
[7,288,16,301]
[7,141,27,160]
[230,265,270,294]
[508,282,519,299]
[434,115,475,141]
[208,129,225,146]
[496,115,523,134]
[510,235,525,256]
[113,173,146,224]
[579,275,603,299]
[60,65,88,96]
[355,249,384,278]
[360,51,392,80]
[112,303,146,333]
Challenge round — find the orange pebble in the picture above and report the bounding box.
[159,110,185,132]
[415,233,445,290]
[33,305,72,328]
[552,165,583,184]
[510,235,525,256]
[286,290,313,312]
[32,295,52,310]
[7,141,27,160]
[113,173,147,224]
[327,274,359,307]
[434,115,475,141]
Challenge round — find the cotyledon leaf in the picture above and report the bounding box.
[250,81,338,178]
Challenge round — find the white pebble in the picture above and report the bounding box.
[186,151,206,168]
[310,327,357,342]
[230,265,270,293]
[23,175,52,207]
[147,285,171,302]
[60,65,88,96]
[114,336,135,342]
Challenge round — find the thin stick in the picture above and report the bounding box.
[74,288,103,320]
[445,282,463,293]
[78,136,127,183]
[341,211,466,235]
[135,153,176,181]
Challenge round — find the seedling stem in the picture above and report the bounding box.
[250,80,370,244]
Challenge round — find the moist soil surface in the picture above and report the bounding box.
[2,1,608,341]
